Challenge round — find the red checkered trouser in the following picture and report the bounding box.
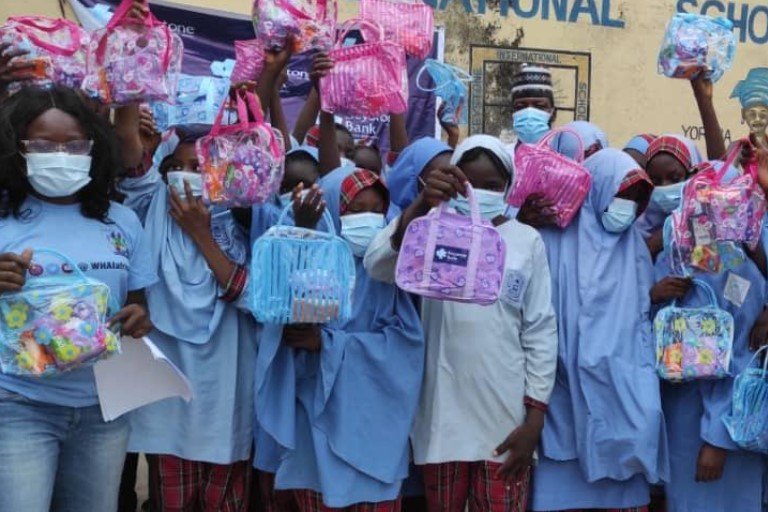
[153,454,250,512]
[421,461,530,512]
[540,508,649,512]
[294,489,402,512]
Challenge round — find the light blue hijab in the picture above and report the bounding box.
[386,137,451,210]
[254,166,425,507]
[126,131,249,344]
[550,121,609,161]
[539,148,669,484]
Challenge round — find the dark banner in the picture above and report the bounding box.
[68,0,441,148]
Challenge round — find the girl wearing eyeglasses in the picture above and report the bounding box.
[0,86,156,511]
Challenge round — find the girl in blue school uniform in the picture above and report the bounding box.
[253,164,425,511]
[529,149,669,512]
[650,161,767,510]
[113,102,256,509]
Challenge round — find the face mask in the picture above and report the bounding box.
[167,171,203,197]
[450,189,506,220]
[340,212,385,257]
[512,107,552,144]
[25,152,92,198]
[601,197,638,233]
[649,182,684,214]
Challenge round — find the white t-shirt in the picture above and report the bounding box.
[364,216,558,464]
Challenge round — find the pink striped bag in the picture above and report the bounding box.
[507,128,592,228]
[396,184,506,305]
[360,0,433,59]
[0,16,88,93]
[230,39,266,85]
[81,0,183,105]
[320,19,407,117]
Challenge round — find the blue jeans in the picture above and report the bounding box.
[0,387,129,512]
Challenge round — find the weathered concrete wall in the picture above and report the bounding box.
[3,0,766,149]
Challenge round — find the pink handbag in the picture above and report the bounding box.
[252,0,336,52]
[507,128,592,228]
[196,91,285,207]
[396,184,506,305]
[320,19,408,117]
[82,0,183,105]
[0,16,88,93]
[230,39,266,85]
[670,139,766,273]
[360,0,433,59]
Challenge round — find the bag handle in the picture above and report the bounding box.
[210,90,251,136]
[744,344,768,376]
[29,248,123,316]
[97,0,173,69]
[244,91,284,160]
[537,127,586,164]
[438,182,481,225]
[209,91,283,159]
[7,16,83,56]
[274,0,329,22]
[107,0,160,30]
[415,59,471,93]
[334,18,384,47]
[29,248,90,282]
[275,203,338,236]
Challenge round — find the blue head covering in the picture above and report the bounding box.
[624,134,655,154]
[287,145,320,162]
[731,68,768,108]
[386,137,451,210]
[539,148,669,483]
[551,121,609,161]
[132,129,248,345]
[254,165,424,506]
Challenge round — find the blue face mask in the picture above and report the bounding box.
[340,212,386,257]
[601,197,638,233]
[512,107,551,144]
[450,189,507,220]
[649,181,684,214]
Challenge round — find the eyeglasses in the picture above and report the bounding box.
[21,139,94,155]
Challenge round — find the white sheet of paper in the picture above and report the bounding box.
[94,336,193,422]
[724,272,751,308]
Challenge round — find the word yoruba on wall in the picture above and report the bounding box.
[681,124,735,146]
[677,1,768,44]
[424,0,624,28]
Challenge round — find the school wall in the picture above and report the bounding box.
[3,0,767,150]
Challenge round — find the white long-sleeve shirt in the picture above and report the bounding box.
[364,216,558,464]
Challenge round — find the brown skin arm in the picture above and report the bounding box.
[293,88,321,145]
[691,75,726,160]
[113,104,145,169]
[168,182,237,288]
[493,406,545,481]
[389,113,408,154]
